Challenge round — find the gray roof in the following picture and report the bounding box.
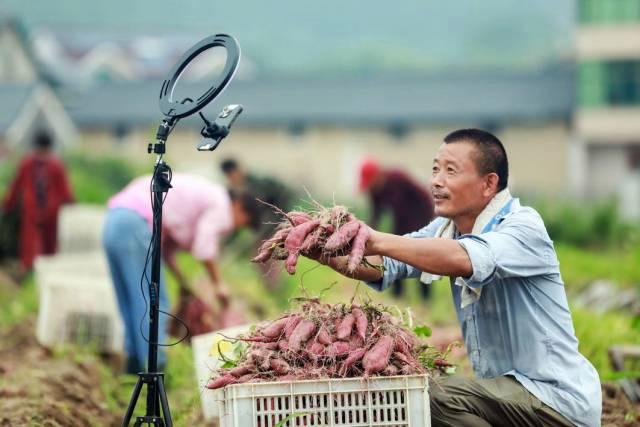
[0,84,34,133]
[59,65,574,130]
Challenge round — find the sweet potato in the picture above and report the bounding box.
[394,335,413,357]
[284,251,301,275]
[284,219,321,273]
[288,319,316,352]
[269,358,291,375]
[287,211,313,226]
[284,219,321,253]
[253,341,280,350]
[351,307,368,341]
[325,341,350,357]
[306,341,325,357]
[229,365,253,378]
[236,373,259,384]
[277,340,289,352]
[336,313,355,340]
[382,364,399,376]
[324,220,361,253]
[206,374,236,389]
[347,334,364,350]
[284,316,301,339]
[251,228,291,263]
[316,326,333,345]
[339,348,366,376]
[299,229,320,253]
[261,317,290,338]
[362,335,394,375]
[346,223,369,273]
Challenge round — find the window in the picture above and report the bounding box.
[579,60,640,106]
[580,0,640,23]
[607,61,640,105]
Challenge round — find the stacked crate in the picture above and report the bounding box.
[35,205,124,354]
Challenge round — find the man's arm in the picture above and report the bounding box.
[202,259,230,307]
[367,229,472,277]
[162,244,190,295]
[319,227,472,281]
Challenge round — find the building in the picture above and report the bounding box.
[0,18,76,154]
[59,67,574,200]
[575,0,640,217]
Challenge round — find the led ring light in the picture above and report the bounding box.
[158,33,240,119]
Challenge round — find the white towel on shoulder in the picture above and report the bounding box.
[420,188,513,308]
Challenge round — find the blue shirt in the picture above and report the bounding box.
[368,198,602,427]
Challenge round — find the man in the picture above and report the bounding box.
[314,129,601,426]
[220,158,296,288]
[220,158,295,223]
[359,157,435,299]
[2,131,74,276]
[103,173,260,373]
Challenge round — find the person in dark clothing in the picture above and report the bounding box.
[359,157,435,299]
[1,131,74,276]
[220,158,297,288]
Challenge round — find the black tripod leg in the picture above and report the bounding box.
[122,377,144,426]
[157,376,173,427]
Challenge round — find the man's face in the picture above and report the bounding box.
[431,141,494,219]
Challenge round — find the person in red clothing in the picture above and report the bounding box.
[359,157,435,299]
[2,131,74,275]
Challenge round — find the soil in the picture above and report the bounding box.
[0,318,120,427]
[0,289,637,426]
[602,381,640,426]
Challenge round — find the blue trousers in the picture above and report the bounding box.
[103,208,169,373]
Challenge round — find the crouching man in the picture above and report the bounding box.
[312,129,601,426]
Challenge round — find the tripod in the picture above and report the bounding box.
[122,119,175,427]
[121,34,242,426]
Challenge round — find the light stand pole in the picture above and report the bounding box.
[121,34,242,427]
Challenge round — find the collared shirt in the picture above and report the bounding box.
[367,198,602,427]
[108,174,234,261]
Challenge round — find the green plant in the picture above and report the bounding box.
[572,306,640,377]
[532,198,639,249]
[64,151,143,204]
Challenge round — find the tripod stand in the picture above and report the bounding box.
[122,119,175,427]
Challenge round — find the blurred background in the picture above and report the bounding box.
[0,0,639,425]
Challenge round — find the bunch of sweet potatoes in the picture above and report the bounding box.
[206,300,429,389]
[251,205,369,275]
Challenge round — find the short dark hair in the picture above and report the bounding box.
[229,189,262,230]
[33,130,53,150]
[220,158,239,175]
[443,128,508,191]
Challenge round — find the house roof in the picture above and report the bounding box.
[58,65,574,130]
[0,84,34,133]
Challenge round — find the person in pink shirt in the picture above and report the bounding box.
[103,173,260,373]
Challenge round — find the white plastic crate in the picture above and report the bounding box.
[36,273,124,354]
[191,324,254,421]
[215,374,430,427]
[58,204,107,253]
[34,252,109,284]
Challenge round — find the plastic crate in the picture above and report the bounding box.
[58,204,106,253]
[215,374,430,427]
[191,325,253,421]
[34,252,109,285]
[36,273,124,354]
